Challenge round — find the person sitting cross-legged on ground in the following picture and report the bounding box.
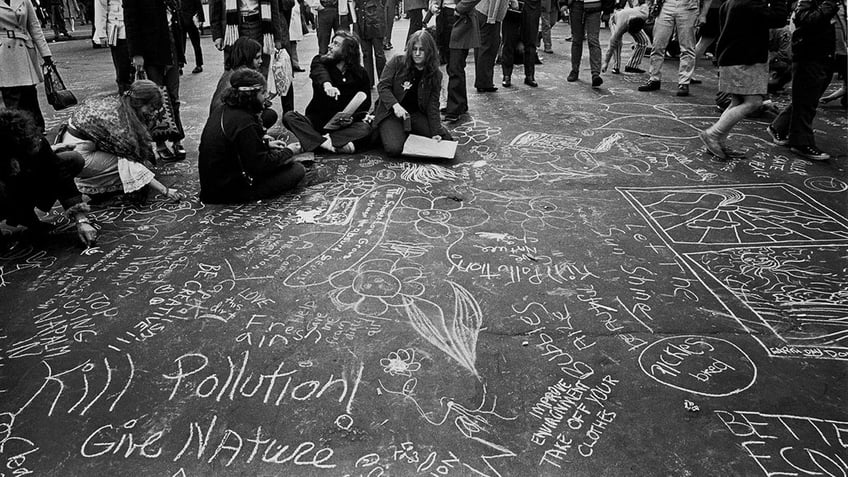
[283,31,372,154]
[210,37,279,130]
[698,0,788,160]
[0,109,97,248]
[199,69,306,204]
[371,30,453,157]
[58,80,184,203]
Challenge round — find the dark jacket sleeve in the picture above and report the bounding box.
[310,56,333,86]
[355,67,372,114]
[377,56,402,107]
[426,71,445,137]
[764,0,789,28]
[210,0,224,41]
[794,0,837,27]
[233,123,296,176]
[455,0,481,15]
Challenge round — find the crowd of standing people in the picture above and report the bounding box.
[1,0,846,249]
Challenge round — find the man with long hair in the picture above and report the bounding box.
[283,31,372,153]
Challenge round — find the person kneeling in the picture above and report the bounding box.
[199,69,306,204]
[371,30,452,157]
[283,31,372,154]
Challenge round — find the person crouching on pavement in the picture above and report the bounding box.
[371,30,453,156]
[199,69,306,204]
[601,2,650,75]
[767,0,840,161]
[210,37,279,130]
[0,109,97,248]
[699,0,788,160]
[58,80,184,202]
[283,31,372,154]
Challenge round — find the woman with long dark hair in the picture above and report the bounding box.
[283,31,372,154]
[371,30,452,156]
[58,80,184,201]
[199,69,305,203]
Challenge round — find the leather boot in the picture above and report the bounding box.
[502,66,513,87]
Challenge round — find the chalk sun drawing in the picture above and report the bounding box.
[391,196,489,239]
[400,163,458,185]
[401,281,483,378]
[328,259,425,317]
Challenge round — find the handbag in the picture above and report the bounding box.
[43,63,78,111]
[268,49,294,98]
[135,66,184,142]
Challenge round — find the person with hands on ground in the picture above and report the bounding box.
[199,69,306,204]
[371,30,453,156]
[283,31,372,154]
[0,109,98,248]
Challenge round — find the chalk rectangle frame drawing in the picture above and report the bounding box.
[617,183,848,361]
[617,183,848,247]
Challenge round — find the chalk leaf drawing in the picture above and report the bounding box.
[391,196,489,239]
[328,259,425,317]
[400,163,458,185]
[402,281,482,378]
[380,348,422,377]
[504,198,574,232]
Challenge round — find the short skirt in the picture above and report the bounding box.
[718,63,768,96]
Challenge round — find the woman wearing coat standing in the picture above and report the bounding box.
[405,0,428,42]
[0,0,53,130]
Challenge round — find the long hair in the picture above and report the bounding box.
[222,69,266,114]
[404,30,440,87]
[322,30,362,69]
[0,109,42,178]
[119,80,162,162]
[227,37,263,70]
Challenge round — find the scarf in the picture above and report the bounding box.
[223,0,275,54]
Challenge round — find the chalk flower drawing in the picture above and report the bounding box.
[451,119,502,146]
[329,259,425,316]
[391,196,489,239]
[380,349,421,377]
[504,198,573,232]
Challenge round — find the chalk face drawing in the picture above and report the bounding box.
[390,196,490,240]
[620,184,848,246]
[638,335,757,397]
[328,259,425,317]
[688,246,848,359]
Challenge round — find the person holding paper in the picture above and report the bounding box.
[371,30,453,157]
[283,31,372,154]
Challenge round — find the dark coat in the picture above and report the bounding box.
[180,0,204,23]
[449,0,483,49]
[716,0,788,66]
[791,0,838,61]
[305,55,371,130]
[123,0,184,66]
[199,105,296,203]
[209,0,285,45]
[372,55,447,137]
[353,0,386,39]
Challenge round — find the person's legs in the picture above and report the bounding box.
[474,14,500,89]
[328,121,372,150]
[676,7,697,85]
[501,12,519,81]
[317,8,337,55]
[569,3,585,73]
[183,16,203,69]
[362,37,376,85]
[406,8,423,42]
[289,41,301,69]
[446,48,469,116]
[0,86,45,130]
[522,9,541,81]
[584,10,601,77]
[280,84,295,113]
[283,112,328,151]
[110,38,133,93]
[249,162,306,200]
[788,60,830,147]
[707,94,762,140]
[384,0,396,48]
[373,36,386,79]
[436,8,455,64]
[379,115,409,156]
[647,5,674,83]
[626,29,650,70]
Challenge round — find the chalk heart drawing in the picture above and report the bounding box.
[380,348,422,377]
[638,335,757,398]
[402,281,483,378]
[391,196,490,239]
[328,259,425,317]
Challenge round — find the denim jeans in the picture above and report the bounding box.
[569,2,602,76]
[648,0,697,84]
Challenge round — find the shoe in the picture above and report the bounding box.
[502,76,512,87]
[192,65,203,74]
[565,36,572,41]
[179,68,184,75]
[676,84,689,96]
[544,48,554,54]
[172,143,187,161]
[444,113,461,123]
[592,75,603,88]
[638,80,661,92]
[766,125,789,146]
[624,66,645,73]
[567,70,578,82]
[477,86,498,92]
[156,144,175,162]
[791,145,831,161]
[535,55,543,65]
[690,78,702,84]
[611,68,620,74]
[293,66,306,72]
[440,106,448,113]
[384,42,393,50]
[62,32,73,40]
[524,78,538,87]
[699,130,727,160]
